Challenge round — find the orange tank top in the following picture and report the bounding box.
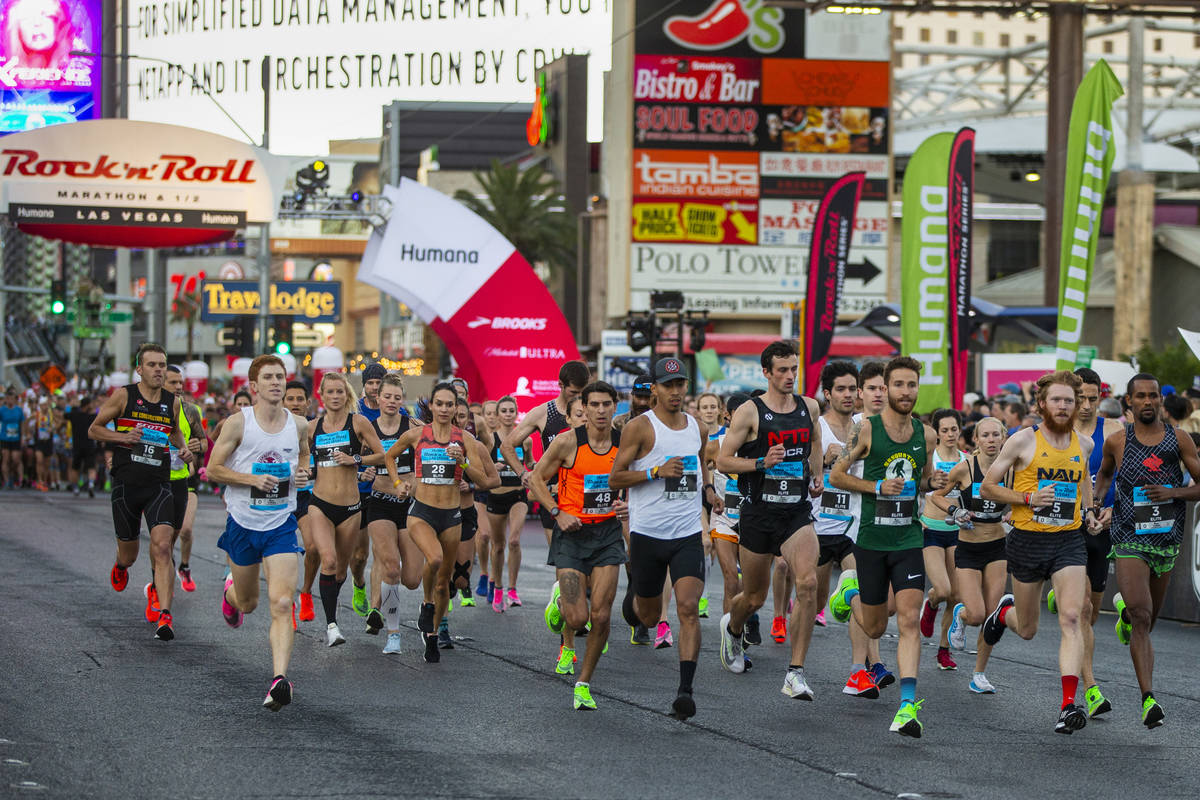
[1011,426,1085,533]
[557,427,621,524]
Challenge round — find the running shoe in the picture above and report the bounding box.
[655,621,673,649]
[459,588,476,608]
[869,662,896,689]
[492,587,504,613]
[438,619,454,649]
[418,601,435,633]
[698,596,709,618]
[545,581,565,633]
[365,608,384,635]
[298,592,315,622]
[325,622,346,647]
[718,612,745,674]
[73,484,80,497]
[178,567,196,593]
[143,582,161,624]
[383,632,403,655]
[843,669,880,699]
[948,602,967,650]
[506,588,522,608]
[814,609,826,627]
[890,700,924,738]
[221,575,244,628]
[969,673,996,694]
[423,632,440,663]
[829,569,858,623]
[1046,588,1057,614]
[744,613,762,646]
[110,562,128,592]
[1085,685,1112,717]
[154,611,174,641]
[556,646,576,675]
[936,648,957,670]
[87,484,95,498]
[770,615,787,643]
[1055,703,1087,734]
[982,593,1014,646]
[920,596,937,638]
[352,583,369,617]
[781,668,814,700]
[262,676,292,711]
[630,624,651,646]
[1113,592,1132,645]
[1142,695,1165,729]
[670,691,696,720]
[573,682,596,710]
[475,574,489,597]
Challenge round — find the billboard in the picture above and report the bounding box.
[0,0,102,133]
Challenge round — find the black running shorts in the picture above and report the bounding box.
[817,534,854,568]
[170,478,189,530]
[852,545,924,605]
[628,531,705,597]
[364,494,409,528]
[110,479,175,541]
[549,517,627,575]
[954,537,1007,571]
[310,494,362,527]
[738,499,815,557]
[1084,526,1112,594]
[486,489,528,516]
[408,499,462,535]
[460,504,478,542]
[1006,528,1087,584]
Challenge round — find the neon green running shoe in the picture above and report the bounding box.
[545,581,564,634]
[1113,592,1131,645]
[573,682,596,710]
[829,569,858,623]
[1046,589,1057,614]
[459,588,476,608]
[352,583,369,617]
[1085,685,1112,717]
[556,646,575,675]
[698,596,710,618]
[1142,695,1164,728]
[889,700,924,738]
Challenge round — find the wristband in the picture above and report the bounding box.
[755,456,766,472]
[703,483,715,494]
[393,479,402,487]
[875,480,884,494]
[646,468,654,482]
[1023,492,1031,506]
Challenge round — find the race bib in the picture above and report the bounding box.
[315,429,351,468]
[498,446,524,486]
[420,447,457,485]
[663,455,698,501]
[819,474,852,521]
[169,445,186,472]
[131,426,170,467]
[874,480,917,526]
[1,422,18,440]
[723,481,743,523]
[1032,480,1078,528]
[762,460,807,504]
[582,473,614,516]
[935,459,960,500]
[250,462,291,510]
[1132,485,1173,535]
[379,438,412,475]
[969,481,1002,521]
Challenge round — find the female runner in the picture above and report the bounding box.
[486,395,534,612]
[920,409,968,669]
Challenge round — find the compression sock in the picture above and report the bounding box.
[1062,675,1079,709]
[997,603,1011,627]
[318,573,339,624]
[622,590,639,628]
[678,660,697,694]
[381,582,402,632]
[900,677,917,705]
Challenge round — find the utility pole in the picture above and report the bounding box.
[257,56,272,354]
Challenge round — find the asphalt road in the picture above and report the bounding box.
[2,489,1199,799]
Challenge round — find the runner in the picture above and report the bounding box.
[440,397,485,647]
[1093,373,1200,728]
[978,370,1104,734]
[716,341,825,702]
[87,343,191,641]
[813,361,889,699]
[567,396,585,427]
[696,392,724,620]
[349,363,386,618]
[1,388,26,488]
[708,393,748,618]
[67,394,99,497]
[284,380,320,623]
[614,373,656,645]
[206,354,310,710]
[486,395,533,613]
[611,357,718,720]
[475,400,499,598]
[379,383,498,661]
[920,409,967,671]
[531,381,629,708]
[828,356,945,737]
[164,366,206,596]
[928,417,1011,694]
[308,372,387,647]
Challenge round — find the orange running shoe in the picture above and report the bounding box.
[842,668,880,699]
[770,615,787,643]
[299,592,315,622]
[291,602,298,630]
[143,582,161,623]
[110,562,129,592]
[178,566,196,593]
[154,610,174,641]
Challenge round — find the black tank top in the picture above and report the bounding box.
[541,399,569,449]
[966,455,1007,522]
[739,396,813,504]
[369,415,413,475]
[111,383,175,482]
[493,431,524,488]
[313,414,360,470]
[1114,424,1185,546]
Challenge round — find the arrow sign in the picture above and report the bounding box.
[846,257,881,283]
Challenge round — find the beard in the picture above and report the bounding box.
[887,395,914,414]
[1039,409,1075,435]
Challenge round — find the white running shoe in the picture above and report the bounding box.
[781,668,814,700]
[969,673,996,694]
[325,622,346,647]
[718,612,745,674]
[948,602,967,650]
[382,632,402,655]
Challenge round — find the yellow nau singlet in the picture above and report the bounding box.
[1011,426,1085,533]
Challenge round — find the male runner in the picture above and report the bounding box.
[829,356,944,737]
[613,374,654,431]
[1094,373,1200,728]
[532,381,628,709]
[164,366,206,594]
[207,354,310,710]
[1,388,26,488]
[716,341,824,701]
[88,343,191,640]
[67,395,99,497]
[611,357,718,720]
[284,380,321,622]
[979,370,1103,734]
[350,363,386,616]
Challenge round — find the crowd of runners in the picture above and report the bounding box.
[26,338,1200,736]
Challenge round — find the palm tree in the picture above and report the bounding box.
[171,289,201,361]
[454,160,577,279]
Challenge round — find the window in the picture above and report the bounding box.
[920,54,931,66]
[1194,34,1200,48]
[1000,33,1010,47]
[920,27,930,42]
[1154,37,1163,52]
[1103,39,1113,54]
[1026,35,1036,44]
[947,29,957,44]
[973,31,985,46]
[894,26,903,41]
[987,221,1041,283]
[354,319,365,351]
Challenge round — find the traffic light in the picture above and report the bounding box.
[224,318,255,357]
[625,311,656,353]
[49,280,66,315]
[295,160,330,194]
[686,313,709,352]
[272,315,293,356]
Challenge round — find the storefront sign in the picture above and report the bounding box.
[200,280,342,323]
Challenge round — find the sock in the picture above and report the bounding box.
[622,590,639,628]
[678,659,697,694]
[997,604,1011,626]
[1061,675,1079,709]
[974,671,986,681]
[575,681,589,688]
[318,573,339,624]
[727,622,743,638]
[1121,607,1130,624]
[159,607,169,617]
[900,677,917,704]
[381,582,401,632]
[179,562,188,571]
[1142,691,1154,702]
[789,664,803,671]
[938,646,949,655]
[851,662,866,675]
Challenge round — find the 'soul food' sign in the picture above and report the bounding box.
[201,281,342,323]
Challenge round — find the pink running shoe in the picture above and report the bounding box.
[920,597,937,638]
[814,609,827,627]
[506,588,522,608]
[654,621,673,649]
[492,587,504,613]
[936,648,957,670]
[222,575,244,628]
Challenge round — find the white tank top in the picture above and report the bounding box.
[815,415,863,541]
[711,431,742,526]
[224,407,299,530]
[629,411,703,541]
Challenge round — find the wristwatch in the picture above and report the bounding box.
[550,507,561,518]
[755,456,766,471]
[352,453,362,466]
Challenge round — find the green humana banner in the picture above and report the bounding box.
[1055,59,1124,371]
[901,132,953,413]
